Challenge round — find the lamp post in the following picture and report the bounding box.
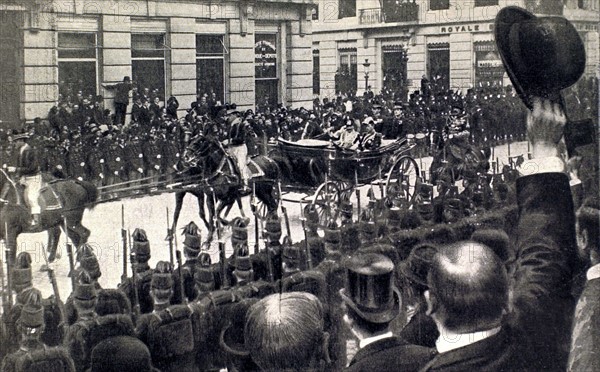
[363,58,371,92]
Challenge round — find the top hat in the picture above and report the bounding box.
[494,6,585,110]
[123,76,131,82]
[341,253,400,324]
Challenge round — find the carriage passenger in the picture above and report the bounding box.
[358,117,382,151]
[329,119,359,149]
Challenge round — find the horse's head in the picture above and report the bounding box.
[183,135,213,168]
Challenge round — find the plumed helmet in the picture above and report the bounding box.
[182,221,201,256]
[13,252,33,293]
[132,228,151,258]
[19,288,45,329]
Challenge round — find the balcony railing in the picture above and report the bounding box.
[359,3,419,25]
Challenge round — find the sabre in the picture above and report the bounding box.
[378,165,384,199]
[212,189,229,289]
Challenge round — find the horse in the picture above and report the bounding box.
[429,134,490,184]
[0,170,98,265]
[169,134,279,243]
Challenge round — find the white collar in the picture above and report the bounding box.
[359,331,393,349]
[587,263,600,281]
[435,326,501,354]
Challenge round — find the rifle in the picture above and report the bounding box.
[281,206,293,246]
[129,250,141,319]
[166,207,174,266]
[299,215,312,270]
[175,250,187,304]
[251,183,260,255]
[260,219,275,283]
[63,218,76,291]
[212,189,230,289]
[355,188,361,222]
[40,244,67,326]
[121,204,128,283]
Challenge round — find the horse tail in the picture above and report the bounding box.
[77,180,99,208]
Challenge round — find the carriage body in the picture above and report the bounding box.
[272,137,419,226]
[275,137,414,187]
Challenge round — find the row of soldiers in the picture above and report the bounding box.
[0,152,525,371]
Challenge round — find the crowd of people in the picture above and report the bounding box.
[0,72,596,195]
[0,96,597,371]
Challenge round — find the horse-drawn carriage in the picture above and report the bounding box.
[267,137,420,226]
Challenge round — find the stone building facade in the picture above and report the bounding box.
[0,0,316,126]
[312,0,599,99]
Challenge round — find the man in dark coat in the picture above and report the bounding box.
[387,97,579,372]
[343,253,435,372]
[568,196,600,371]
[102,76,133,125]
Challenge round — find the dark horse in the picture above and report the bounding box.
[0,170,98,265]
[169,135,279,243]
[429,131,490,183]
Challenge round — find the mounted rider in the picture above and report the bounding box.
[226,109,251,194]
[4,130,42,228]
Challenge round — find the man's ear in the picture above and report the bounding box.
[424,290,433,316]
[321,331,332,364]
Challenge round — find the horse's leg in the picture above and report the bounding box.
[63,212,89,248]
[47,226,62,263]
[191,190,211,232]
[205,190,216,243]
[171,191,186,238]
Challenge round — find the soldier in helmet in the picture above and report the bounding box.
[173,222,201,304]
[1,288,75,372]
[119,229,155,314]
[5,253,65,350]
[135,261,175,344]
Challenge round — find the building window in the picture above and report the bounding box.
[430,0,450,10]
[131,33,166,100]
[338,0,356,18]
[382,45,409,101]
[313,49,320,95]
[475,0,498,6]
[474,41,504,87]
[427,43,450,93]
[255,33,279,107]
[335,48,357,95]
[196,34,226,104]
[58,32,98,99]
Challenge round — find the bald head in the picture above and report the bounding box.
[244,292,325,371]
[428,241,508,333]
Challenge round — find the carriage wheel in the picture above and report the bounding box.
[336,180,354,202]
[255,182,280,220]
[386,156,419,205]
[311,181,341,227]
